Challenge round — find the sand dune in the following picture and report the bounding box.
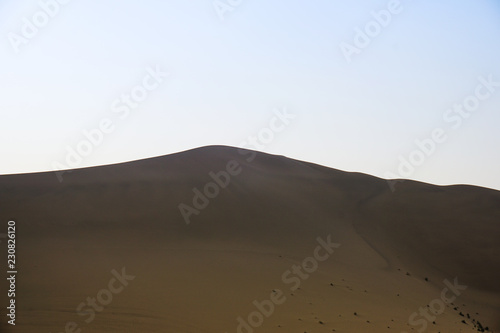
[0,145,498,332]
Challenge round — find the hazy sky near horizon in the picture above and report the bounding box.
[1,0,499,190]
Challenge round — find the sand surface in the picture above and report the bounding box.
[0,145,498,332]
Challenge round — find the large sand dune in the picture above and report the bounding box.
[0,145,498,332]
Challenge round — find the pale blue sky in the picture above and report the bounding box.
[1,0,499,190]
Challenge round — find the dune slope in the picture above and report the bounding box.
[0,145,498,332]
